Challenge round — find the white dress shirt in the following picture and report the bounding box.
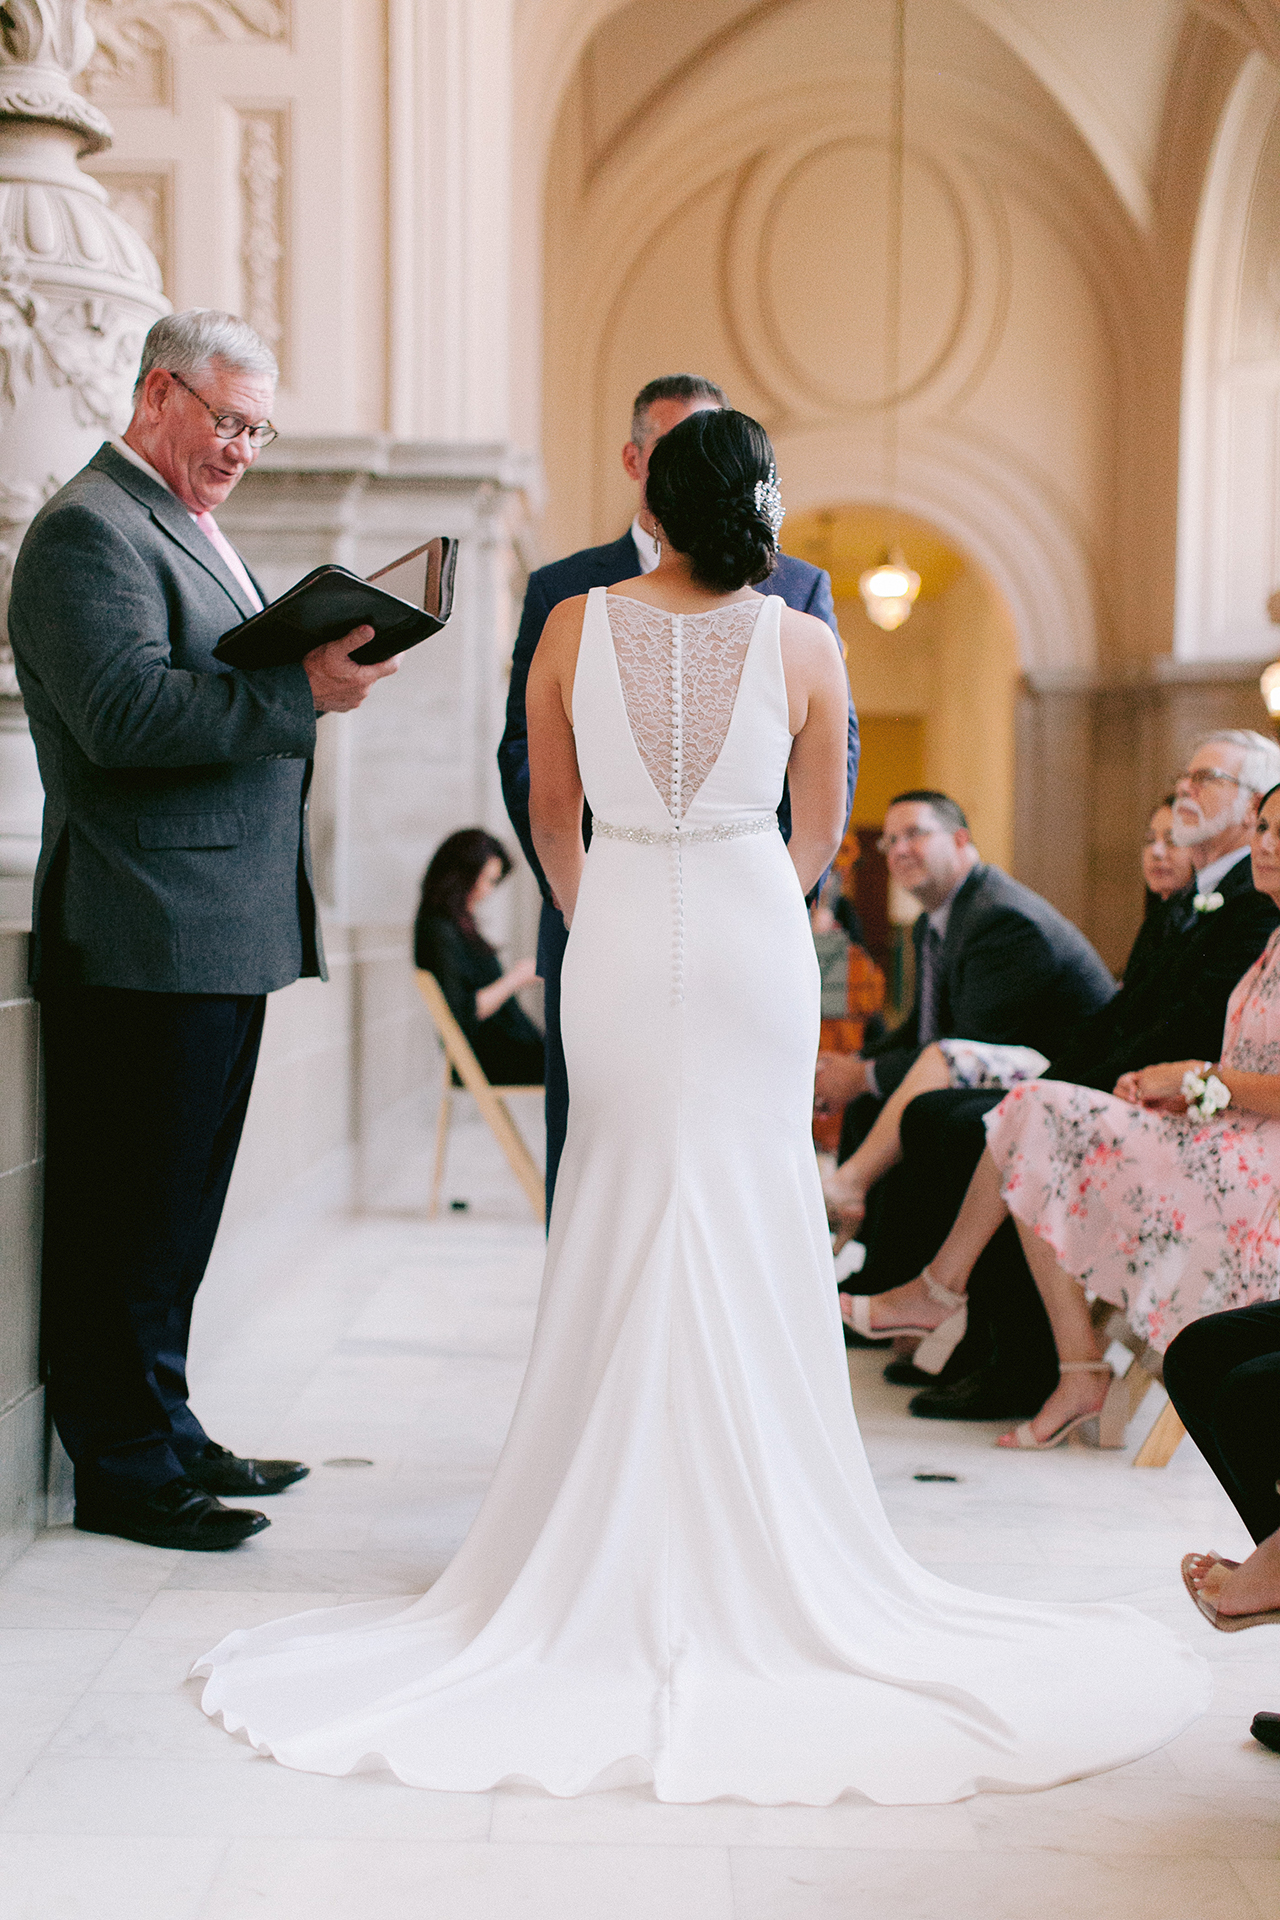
[863,871,971,1097]
[630,517,659,575]
[1193,842,1250,900]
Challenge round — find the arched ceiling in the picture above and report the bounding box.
[516,0,1209,234]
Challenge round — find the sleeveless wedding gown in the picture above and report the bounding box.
[195,587,1209,1804]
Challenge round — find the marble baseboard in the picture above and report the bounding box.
[0,1387,44,1576]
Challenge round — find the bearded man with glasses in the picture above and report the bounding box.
[8,310,398,1552]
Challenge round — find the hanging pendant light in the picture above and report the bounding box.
[1262,658,1280,729]
[859,0,918,632]
[860,547,921,631]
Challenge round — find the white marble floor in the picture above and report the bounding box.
[2,1100,1278,1920]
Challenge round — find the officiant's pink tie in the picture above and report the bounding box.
[194,511,263,613]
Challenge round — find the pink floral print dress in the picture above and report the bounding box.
[983,928,1280,1351]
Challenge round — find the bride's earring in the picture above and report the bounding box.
[652,524,662,562]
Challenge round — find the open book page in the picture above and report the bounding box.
[367,541,441,614]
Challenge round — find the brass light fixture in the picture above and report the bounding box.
[1263,589,1280,737]
[1262,658,1280,731]
[859,0,920,633]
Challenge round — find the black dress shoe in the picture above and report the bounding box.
[185,1442,310,1497]
[909,1364,1048,1422]
[75,1477,270,1551]
[1251,1712,1280,1754]
[883,1357,935,1388]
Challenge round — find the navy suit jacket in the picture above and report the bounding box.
[498,529,858,902]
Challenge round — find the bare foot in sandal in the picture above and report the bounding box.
[838,1273,956,1338]
[1188,1533,1280,1620]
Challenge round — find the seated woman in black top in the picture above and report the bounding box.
[414,829,544,1086]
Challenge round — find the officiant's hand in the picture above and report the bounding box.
[303,625,399,712]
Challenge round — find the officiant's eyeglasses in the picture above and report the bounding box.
[168,372,277,448]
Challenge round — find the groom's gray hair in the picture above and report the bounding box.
[631,374,728,446]
[1196,729,1280,795]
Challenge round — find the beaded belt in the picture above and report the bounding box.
[592,815,777,847]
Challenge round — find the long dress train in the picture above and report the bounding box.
[195,587,1209,1805]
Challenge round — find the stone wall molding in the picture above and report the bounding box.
[82,0,288,107]
[0,0,168,894]
[237,104,286,370]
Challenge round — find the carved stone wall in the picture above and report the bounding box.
[1177,51,1280,663]
[217,437,537,940]
[0,0,170,905]
[237,105,287,372]
[78,0,394,442]
[82,0,289,110]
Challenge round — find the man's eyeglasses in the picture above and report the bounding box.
[169,371,277,448]
[1176,767,1246,792]
[876,825,943,855]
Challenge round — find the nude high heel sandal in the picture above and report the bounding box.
[998,1361,1127,1452]
[1178,1552,1280,1633]
[846,1268,966,1350]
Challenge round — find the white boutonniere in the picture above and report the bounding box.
[1192,892,1224,914]
[1181,1065,1231,1119]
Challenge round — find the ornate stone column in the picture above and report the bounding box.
[0,0,168,917]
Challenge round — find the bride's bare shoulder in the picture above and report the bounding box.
[529,594,591,693]
[777,602,844,659]
[537,592,589,645]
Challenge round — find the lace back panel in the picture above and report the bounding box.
[606,596,759,821]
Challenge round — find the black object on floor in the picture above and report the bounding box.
[1251,1712,1280,1753]
[75,1477,270,1551]
[884,1358,935,1388]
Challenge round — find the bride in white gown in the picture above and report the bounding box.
[196,410,1209,1804]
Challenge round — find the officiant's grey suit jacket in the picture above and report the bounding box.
[9,443,323,993]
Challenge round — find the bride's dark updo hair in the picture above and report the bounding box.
[645,409,780,593]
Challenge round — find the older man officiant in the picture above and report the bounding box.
[9,310,398,1553]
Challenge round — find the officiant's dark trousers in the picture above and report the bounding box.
[39,983,266,1502]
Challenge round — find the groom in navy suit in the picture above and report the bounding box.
[499,373,859,1211]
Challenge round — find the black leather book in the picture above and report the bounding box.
[213,536,458,668]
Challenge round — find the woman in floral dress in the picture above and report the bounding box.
[851,783,1280,1451]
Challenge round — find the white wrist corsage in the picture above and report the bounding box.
[1192,892,1224,914]
[1181,1063,1231,1119]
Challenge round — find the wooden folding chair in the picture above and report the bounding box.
[415,970,545,1226]
[1089,1300,1186,1466]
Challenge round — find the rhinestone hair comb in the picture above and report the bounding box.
[753,468,785,540]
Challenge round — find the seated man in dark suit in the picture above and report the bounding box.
[499,372,859,1214]
[860,729,1280,1420]
[818,789,1115,1263]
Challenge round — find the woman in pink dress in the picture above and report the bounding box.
[848,783,1280,1451]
